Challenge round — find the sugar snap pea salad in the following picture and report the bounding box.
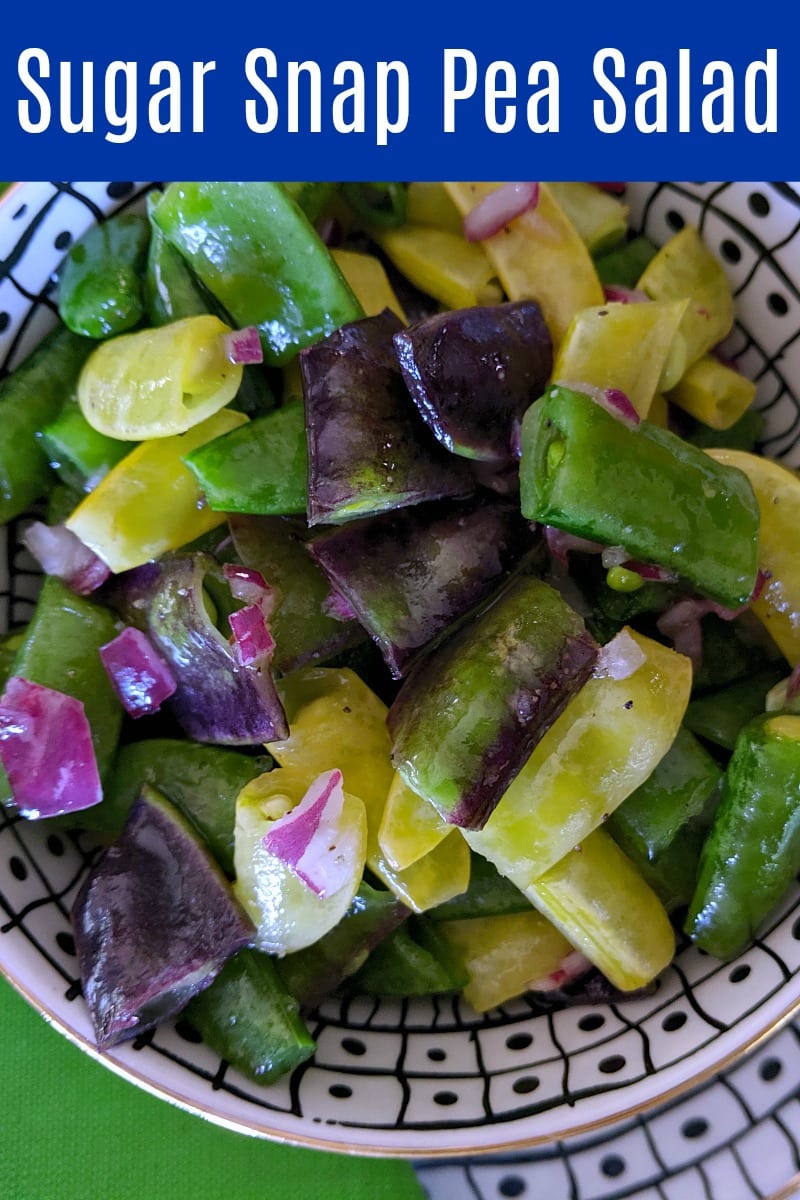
[1,179,800,1085]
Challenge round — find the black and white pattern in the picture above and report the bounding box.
[2,183,800,1177]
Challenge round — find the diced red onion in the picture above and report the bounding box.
[262,769,352,897]
[624,560,679,584]
[592,182,626,194]
[322,587,359,624]
[223,563,278,619]
[99,627,177,719]
[0,676,102,818]
[229,604,276,667]
[594,629,647,680]
[600,545,629,569]
[315,215,341,246]
[23,520,110,596]
[527,949,592,992]
[786,662,800,702]
[559,380,640,427]
[463,182,540,242]
[544,525,604,567]
[222,326,263,365]
[656,597,708,670]
[603,285,650,304]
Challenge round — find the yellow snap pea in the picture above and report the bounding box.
[78,314,244,440]
[438,910,575,1013]
[527,828,677,992]
[465,629,692,887]
[553,298,688,418]
[65,408,247,572]
[668,354,757,430]
[637,224,735,373]
[444,182,605,345]
[374,224,502,311]
[267,667,470,911]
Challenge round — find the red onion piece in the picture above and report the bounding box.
[528,949,592,992]
[223,563,278,619]
[544,525,605,567]
[229,604,276,667]
[463,182,540,242]
[262,769,351,897]
[656,597,708,670]
[594,629,647,680]
[600,545,629,569]
[559,380,640,428]
[23,520,110,596]
[0,676,102,818]
[603,285,650,304]
[786,662,800,702]
[322,587,359,624]
[99,627,177,719]
[222,326,263,365]
[624,560,679,584]
[592,182,627,194]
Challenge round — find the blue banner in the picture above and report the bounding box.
[1,1,796,180]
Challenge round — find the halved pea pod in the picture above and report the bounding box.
[388,574,598,830]
[77,314,243,441]
[667,354,757,430]
[65,408,247,573]
[373,225,502,310]
[267,667,471,911]
[438,909,575,1012]
[465,629,692,882]
[527,828,676,992]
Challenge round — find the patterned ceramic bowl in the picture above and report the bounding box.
[1,182,799,1158]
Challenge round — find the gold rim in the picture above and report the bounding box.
[2,949,799,1159]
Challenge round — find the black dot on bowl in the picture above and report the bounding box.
[666,210,685,231]
[433,1090,459,1107]
[729,963,751,983]
[601,1154,626,1179]
[64,979,82,1001]
[720,239,742,263]
[341,1037,366,1057]
[749,191,770,217]
[578,1013,605,1032]
[9,856,27,882]
[681,1116,709,1139]
[759,1056,783,1082]
[598,1055,626,1075]
[512,1075,539,1095]
[46,834,65,857]
[175,1018,203,1044]
[792,916,800,940]
[662,1011,688,1032]
[427,1048,447,1063]
[498,1175,526,1197]
[506,1032,533,1051]
[768,292,789,316]
[0,312,10,333]
[106,182,134,199]
[53,231,72,251]
[329,1084,352,1100]
[55,931,76,956]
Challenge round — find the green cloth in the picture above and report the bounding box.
[0,977,426,1200]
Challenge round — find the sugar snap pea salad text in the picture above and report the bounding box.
[1,180,799,1085]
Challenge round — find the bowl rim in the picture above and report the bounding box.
[2,180,800,1158]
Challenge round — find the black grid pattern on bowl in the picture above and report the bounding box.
[2,182,800,1151]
